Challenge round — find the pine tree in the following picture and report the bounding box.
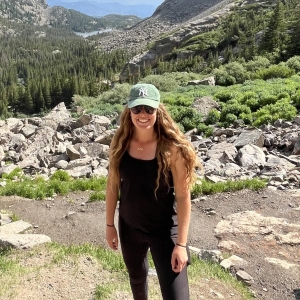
[24,87,34,113]
[261,0,288,55]
[42,80,52,109]
[0,88,8,118]
[288,3,300,56]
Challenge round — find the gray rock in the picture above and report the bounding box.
[188,76,215,86]
[0,214,12,226]
[0,220,32,235]
[237,144,266,168]
[20,124,37,138]
[0,234,51,250]
[66,145,81,161]
[220,255,248,270]
[198,249,223,263]
[234,130,264,148]
[192,96,219,118]
[236,270,254,286]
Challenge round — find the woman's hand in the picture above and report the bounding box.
[106,226,118,250]
[171,245,188,273]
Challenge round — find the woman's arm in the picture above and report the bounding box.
[105,170,119,250]
[170,147,191,273]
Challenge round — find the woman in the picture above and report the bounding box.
[106,83,199,300]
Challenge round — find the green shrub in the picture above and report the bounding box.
[239,91,258,103]
[239,113,253,124]
[225,113,238,124]
[220,103,251,122]
[163,94,193,107]
[224,62,250,84]
[176,122,185,133]
[141,75,178,92]
[214,90,233,102]
[245,98,260,111]
[213,62,251,86]
[205,109,220,125]
[88,103,123,117]
[277,92,290,100]
[160,72,200,86]
[181,117,197,131]
[50,170,71,182]
[291,91,300,108]
[255,65,295,80]
[169,107,203,132]
[259,94,277,106]
[213,69,236,86]
[196,123,214,137]
[181,30,222,51]
[253,100,297,126]
[244,56,271,72]
[286,56,300,73]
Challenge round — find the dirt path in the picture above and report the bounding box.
[1,188,300,300]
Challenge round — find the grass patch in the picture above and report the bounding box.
[0,210,19,221]
[95,285,112,299]
[188,255,254,299]
[0,244,254,299]
[0,170,107,201]
[48,243,126,273]
[0,249,20,274]
[47,244,254,299]
[192,178,266,198]
[0,249,26,297]
[0,170,266,202]
[89,191,106,202]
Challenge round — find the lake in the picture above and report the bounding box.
[74,28,112,38]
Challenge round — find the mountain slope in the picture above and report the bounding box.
[153,0,232,23]
[97,0,232,53]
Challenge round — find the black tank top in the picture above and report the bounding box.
[119,151,178,236]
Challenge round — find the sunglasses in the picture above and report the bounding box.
[130,105,156,115]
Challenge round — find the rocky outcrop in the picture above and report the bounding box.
[0,214,51,249]
[0,102,111,180]
[1,101,300,192]
[189,208,300,294]
[191,120,300,190]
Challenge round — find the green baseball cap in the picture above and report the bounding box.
[127,83,160,109]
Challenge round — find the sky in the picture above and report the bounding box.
[61,0,164,5]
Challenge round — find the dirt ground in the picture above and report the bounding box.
[0,188,300,300]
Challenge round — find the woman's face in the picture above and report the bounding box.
[130,106,157,130]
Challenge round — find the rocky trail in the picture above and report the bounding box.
[1,187,300,300]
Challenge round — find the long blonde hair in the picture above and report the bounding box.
[108,103,201,194]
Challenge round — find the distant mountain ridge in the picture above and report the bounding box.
[46,0,157,18]
[0,0,142,32]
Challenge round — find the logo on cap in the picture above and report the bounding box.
[139,87,148,97]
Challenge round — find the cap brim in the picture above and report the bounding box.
[127,98,159,109]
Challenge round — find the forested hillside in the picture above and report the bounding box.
[0,0,300,129]
[0,25,130,116]
[122,0,300,79]
[0,0,140,117]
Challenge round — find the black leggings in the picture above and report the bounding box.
[119,217,190,300]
